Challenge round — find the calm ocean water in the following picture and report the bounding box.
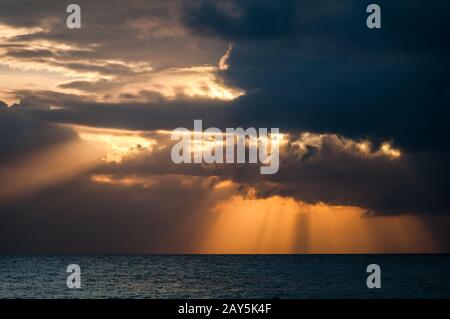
[0,255,449,299]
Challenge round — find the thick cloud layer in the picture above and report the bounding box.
[182,0,450,152]
[1,1,450,252]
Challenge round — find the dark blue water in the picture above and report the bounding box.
[0,255,449,298]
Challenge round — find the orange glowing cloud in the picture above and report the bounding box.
[198,192,439,254]
[0,139,103,201]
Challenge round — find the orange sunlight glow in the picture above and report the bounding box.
[115,66,244,102]
[199,191,439,254]
[72,125,156,163]
[0,124,159,201]
[91,174,156,188]
[0,139,103,201]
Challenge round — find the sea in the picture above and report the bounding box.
[0,254,449,299]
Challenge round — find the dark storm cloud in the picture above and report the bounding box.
[88,133,450,217]
[1,0,450,226]
[2,0,449,150]
[0,107,77,163]
[1,124,450,252]
[4,96,450,218]
[11,90,231,129]
[3,85,450,218]
[0,173,227,253]
[182,0,450,51]
[268,146,450,216]
[181,0,298,40]
[181,0,450,153]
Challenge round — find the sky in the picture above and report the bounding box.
[0,0,450,253]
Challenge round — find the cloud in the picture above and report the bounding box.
[0,1,236,104]
[0,108,77,163]
[0,100,7,109]
[65,127,448,216]
[179,0,450,153]
[180,0,298,40]
[1,0,450,257]
[2,81,449,217]
[218,43,233,71]
[0,123,449,252]
[0,171,235,253]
